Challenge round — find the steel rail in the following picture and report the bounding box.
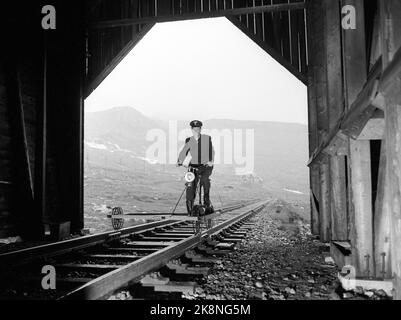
[0,220,180,266]
[111,200,258,221]
[61,200,269,300]
[0,201,256,266]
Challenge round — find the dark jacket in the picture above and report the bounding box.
[177,134,215,165]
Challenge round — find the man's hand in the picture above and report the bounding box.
[206,161,214,167]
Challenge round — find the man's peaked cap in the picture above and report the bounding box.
[190,120,203,128]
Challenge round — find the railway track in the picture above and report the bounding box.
[0,200,268,300]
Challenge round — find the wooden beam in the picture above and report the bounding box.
[358,118,385,140]
[349,140,373,275]
[329,155,348,240]
[379,46,401,97]
[325,0,343,131]
[379,0,401,66]
[378,0,401,300]
[289,0,300,70]
[90,2,306,28]
[308,57,383,165]
[342,0,373,277]
[341,81,381,140]
[341,57,382,139]
[342,0,369,103]
[306,0,320,236]
[319,161,331,242]
[325,133,349,157]
[324,0,348,241]
[44,1,86,232]
[312,0,332,243]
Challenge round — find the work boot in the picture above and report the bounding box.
[205,204,214,215]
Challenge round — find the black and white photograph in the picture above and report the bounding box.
[0,0,400,309]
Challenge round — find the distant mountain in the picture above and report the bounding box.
[85,106,162,153]
[84,107,309,197]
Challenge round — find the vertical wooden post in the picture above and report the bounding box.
[342,0,373,276]
[306,0,320,236]
[379,0,401,300]
[319,160,331,241]
[382,87,401,298]
[306,0,331,241]
[44,0,85,233]
[324,0,348,241]
[314,0,331,242]
[349,139,373,274]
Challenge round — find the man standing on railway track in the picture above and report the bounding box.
[177,120,215,215]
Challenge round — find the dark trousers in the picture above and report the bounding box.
[186,166,213,213]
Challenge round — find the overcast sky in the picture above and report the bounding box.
[85,17,308,125]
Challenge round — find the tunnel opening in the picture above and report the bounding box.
[83,17,308,234]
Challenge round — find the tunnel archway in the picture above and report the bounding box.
[83,16,308,232]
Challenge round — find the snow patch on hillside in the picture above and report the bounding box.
[284,188,304,195]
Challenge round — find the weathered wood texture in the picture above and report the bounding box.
[319,161,331,241]
[324,0,348,241]
[348,139,373,275]
[86,0,155,96]
[227,4,308,85]
[312,0,331,242]
[342,0,373,276]
[306,0,319,235]
[86,0,309,97]
[379,0,401,300]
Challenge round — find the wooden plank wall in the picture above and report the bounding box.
[305,0,319,236]
[306,0,382,276]
[378,0,401,300]
[324,0,348,242]
[231,0,307,83]
[86,0,156,96]
[86,0,308,96]
[306,1,401,300]
[0,1,86,239]
[0,60,15,238]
